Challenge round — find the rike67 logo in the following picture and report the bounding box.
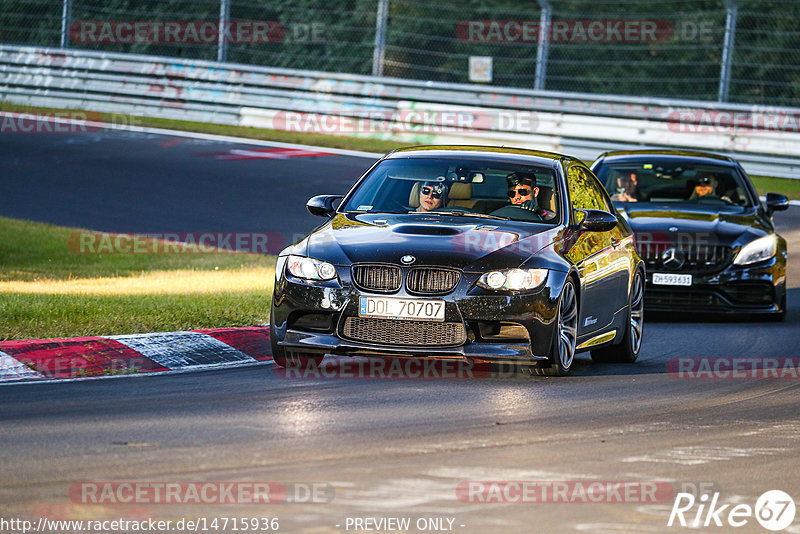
[668,490,796,531]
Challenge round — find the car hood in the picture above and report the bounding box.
[619,203,770,245]
[301,213,563,272]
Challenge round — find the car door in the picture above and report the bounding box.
[584,167,633,315]
[563,164,617,334]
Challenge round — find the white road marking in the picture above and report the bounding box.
[0,351,44,380]
[106,331,257,370]
[623,446,787,465]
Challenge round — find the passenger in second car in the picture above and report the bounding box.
[611,171,642,202]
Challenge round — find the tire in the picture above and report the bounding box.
[269,312,288,368]
[269,307,324,369]
[533,278,578,376]
[591,269,644,364]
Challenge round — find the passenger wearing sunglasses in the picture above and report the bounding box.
[506,172,548,218]
[415,181,448,212]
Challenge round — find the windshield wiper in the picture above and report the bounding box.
[345,210,406,215]
[413,210,509,220]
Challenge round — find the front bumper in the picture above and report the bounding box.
[643,257,785,314]
[271,268,567,364]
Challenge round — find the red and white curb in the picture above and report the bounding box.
[0,326,272,384]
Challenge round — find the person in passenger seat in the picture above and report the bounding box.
[415,181,448,212]
[611,171,642,202]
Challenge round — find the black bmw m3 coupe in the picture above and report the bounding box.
[591,150,788,320]
[270,146,645,376]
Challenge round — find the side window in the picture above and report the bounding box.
[567,165,602,212]
[585,168,616,213]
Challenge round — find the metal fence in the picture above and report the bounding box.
[1,0,799,107]
[3,44,799,178]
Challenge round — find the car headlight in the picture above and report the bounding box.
[477,268,548,291]
[733,235,777,265]
[286,255,337,280]
[275,255,289,281]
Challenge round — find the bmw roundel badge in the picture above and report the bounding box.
[401,255,416,265]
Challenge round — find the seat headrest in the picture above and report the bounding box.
[408,182,421,207]
[537,185,557,213]
[448,182,471,200]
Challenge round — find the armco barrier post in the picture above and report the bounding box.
[372,0,389,76]
[60,0,72,48]
[534,0,551,91]
[718,0,738,102]
[217,0,231,63]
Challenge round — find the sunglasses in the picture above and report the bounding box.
[507,187,531,198]
[420,186,443,199]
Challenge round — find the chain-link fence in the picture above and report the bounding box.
[1,0,798,106]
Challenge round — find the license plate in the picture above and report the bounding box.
[359,297,445,322]
[652,273,692,286]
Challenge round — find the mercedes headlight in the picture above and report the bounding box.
[286,255,337,280]
[733,235,776,265]
[477,268,548,291]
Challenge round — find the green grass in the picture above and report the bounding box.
[0,217,275,340]
[750,175,800,201]
[1,291,269,340]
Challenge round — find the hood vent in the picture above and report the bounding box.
[392,224,461,236]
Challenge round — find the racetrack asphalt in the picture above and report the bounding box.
[1,128,799,533]
[0,129,374,238]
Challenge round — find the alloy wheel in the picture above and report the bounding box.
[629,271,644,355]
[558,281,578,370]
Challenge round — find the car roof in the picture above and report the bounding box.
[596,149,738,166]
[384,145,580,168]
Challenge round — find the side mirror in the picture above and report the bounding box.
[765,193,789,216]
[578,209,618,232]
[307,195,344,217]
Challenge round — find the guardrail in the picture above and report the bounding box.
[1,44,799,178]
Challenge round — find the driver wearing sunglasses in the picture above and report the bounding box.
[506,172,548,217]
[415,181,448,212]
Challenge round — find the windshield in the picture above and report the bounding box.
[341,157,561,224]
[594,159,755,209]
